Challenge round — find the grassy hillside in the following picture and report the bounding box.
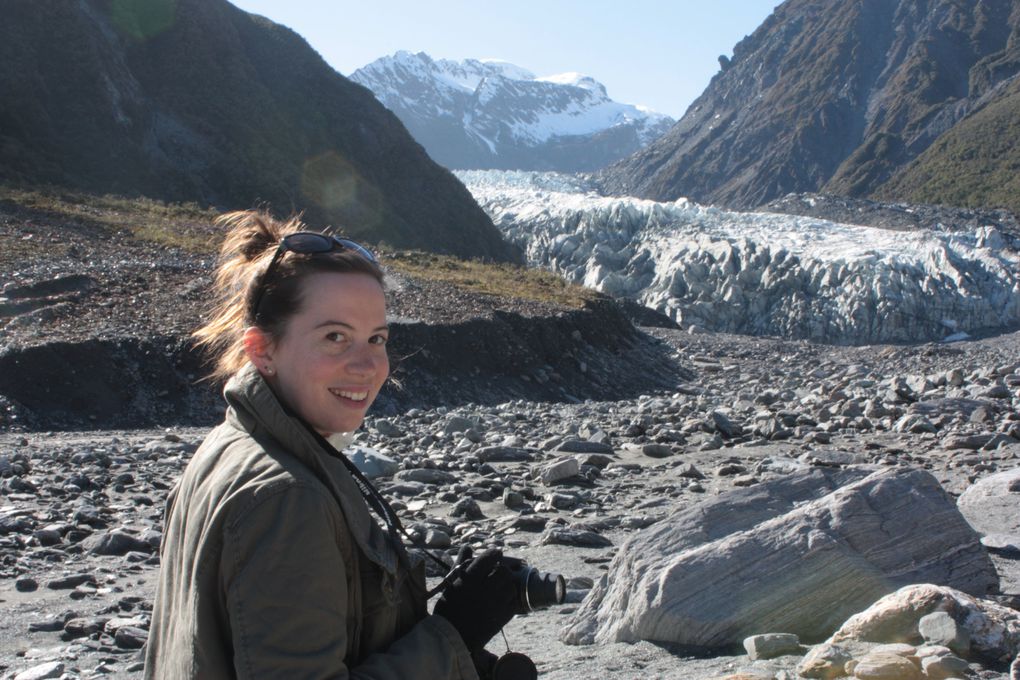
[0,184,588,308]
[875,80,1020,215]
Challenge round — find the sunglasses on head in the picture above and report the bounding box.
[250,231,377,323]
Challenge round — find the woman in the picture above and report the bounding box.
[144,210,516,679]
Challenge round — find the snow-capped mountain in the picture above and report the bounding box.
[349,51,674,172]
[457,170,1020,345]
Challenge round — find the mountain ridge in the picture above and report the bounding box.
[596,0,1020,216]
[350,51,674,172]
[0,0,517,261]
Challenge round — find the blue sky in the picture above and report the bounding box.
[228,0,780,118]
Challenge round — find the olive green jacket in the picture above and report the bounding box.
[144,364,477,679]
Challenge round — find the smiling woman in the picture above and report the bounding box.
[247,271,390,435]
[143,210,517,679]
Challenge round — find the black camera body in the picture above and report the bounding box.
[499,556,566,614]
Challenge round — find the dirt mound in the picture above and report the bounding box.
[0,336,218,430]
[0,300,688,431]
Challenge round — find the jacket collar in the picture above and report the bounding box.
[223,363,399,574]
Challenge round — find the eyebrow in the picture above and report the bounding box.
[315,320,389,332]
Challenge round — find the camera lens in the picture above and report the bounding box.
[521,566,566,611]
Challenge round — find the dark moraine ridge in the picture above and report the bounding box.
[0,300,687,431]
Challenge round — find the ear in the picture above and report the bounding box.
[243,326,276,377]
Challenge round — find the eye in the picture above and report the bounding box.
[369,333,388,346]
[325,331,348,343]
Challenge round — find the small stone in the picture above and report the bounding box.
[33,528,62,546]
[711,410,744,438]
[700,433,725,450]
[476,446,533,463]
[28,618,66,633]
[920,653,970,680]
[868,643,917,657]
[555,439,614,454]
[13,661,65,680]
[980,383,1011,399]
[540,528,612,548]
[716,463,747,476]
[83,530,152,556]
[0,515,33,534]
[677,463,706,479]
[16,577,38,592]
[372,420,403,437]
[114,625,148,649]
[348,446,399,478]
[640,443,673,458]
[443,416,477,434]
[64,615,108,639]
[917,611,970,656]
[892,414,936,434]
[797,643,852,679]
[546,492,579,509]
[394,468,456,485]
[104,616,149,634]
[540,457,580,485]
[424,529,451,549]
[743,633,801,660]
[852,651,921,679]
[46,573,96,590]
[980,533,1020,556]
[504,516,548,532]
[575,453,615,469]
[450,498,483,520]
[943,433,994,450]
[502,489,526,508]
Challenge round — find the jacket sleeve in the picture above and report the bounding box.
[222,482,478,680]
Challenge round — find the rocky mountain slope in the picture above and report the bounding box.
[597,0,1020,215]
[0,0,515,261]
[350,52,674,172]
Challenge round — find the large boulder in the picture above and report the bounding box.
[957,466,1020,539]
[561,467,998,648]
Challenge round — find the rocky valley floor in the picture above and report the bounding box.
[1,324,1018,680]
[2,191,1019,678]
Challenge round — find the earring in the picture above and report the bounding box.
[265,366,275,375]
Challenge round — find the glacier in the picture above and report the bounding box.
[457,170,1020,345]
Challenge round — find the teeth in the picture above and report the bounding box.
[330,388,368,401]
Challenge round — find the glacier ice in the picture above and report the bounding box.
[457,170,1020,345]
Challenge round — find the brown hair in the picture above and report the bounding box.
[193,209,384,382]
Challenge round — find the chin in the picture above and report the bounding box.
[318,415,366,436]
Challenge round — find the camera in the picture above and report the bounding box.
[499,555,566,614]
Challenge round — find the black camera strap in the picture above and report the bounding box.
[303,424,453,575]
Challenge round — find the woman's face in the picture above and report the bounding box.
[265,271,389,435]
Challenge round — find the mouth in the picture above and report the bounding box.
[329,387,370,403]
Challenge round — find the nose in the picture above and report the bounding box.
[344,343,387,378]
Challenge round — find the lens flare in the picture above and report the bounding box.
[300,151,384,237]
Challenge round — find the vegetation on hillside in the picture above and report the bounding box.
[0,184,220,255]
[875,84,1020,215]
[383,251,595,308]
[0,185,586,307]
